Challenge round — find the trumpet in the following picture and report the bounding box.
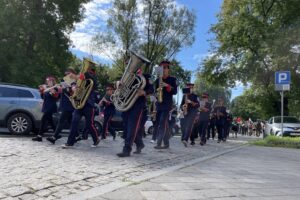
[43,84,62,93]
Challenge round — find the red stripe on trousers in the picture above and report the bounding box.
[130,110,143,146]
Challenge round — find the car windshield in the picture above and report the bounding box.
[274,117,299,123]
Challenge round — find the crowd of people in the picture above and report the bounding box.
[31,54,255,158]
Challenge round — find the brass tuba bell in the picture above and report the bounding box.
[69,58,95,109]
[111,51,150,111]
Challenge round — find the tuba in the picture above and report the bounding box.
[111,51,150,112]
[69,58,95,109]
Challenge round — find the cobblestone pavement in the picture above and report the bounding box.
[0,134,249,200]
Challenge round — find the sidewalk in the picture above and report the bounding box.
[90,145,300,200]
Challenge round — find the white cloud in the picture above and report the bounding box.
[70,0,187,61]
[193,53,214,63]
[70,0,113,60]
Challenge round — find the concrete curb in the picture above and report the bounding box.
[63,143,248,200]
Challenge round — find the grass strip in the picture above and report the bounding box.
[250,136,300,149]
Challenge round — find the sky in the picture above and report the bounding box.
[70,0,245,100]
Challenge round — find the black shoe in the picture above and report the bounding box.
[200,142,204,146]
[32,135,42,142]
[113,134,116,140]
[217,140,221,143]
[75,136,82,143]
[91,138,100,148]
[190,141,195,145]
[222,139,226,142]
[133,144,145,154]
[154,145,163,149]
[117,152,130,157]
[56,135,62,140]
[162,145,169,149]
[46,136,56,144]
[82,135,88,140]
[181,140,188,147]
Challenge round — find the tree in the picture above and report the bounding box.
[194,73,231,107]
[92,0,196,73]
[200,0,300,118]
[0,0,90,87]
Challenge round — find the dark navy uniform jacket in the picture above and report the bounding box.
[155,76,177,111]
[213,106,227,124]
[59,87,74,112]
[180,93,199,113]
[101,95,116,116]
[41,91,58,113]
[84,71,98,107]
[199,102,212,122]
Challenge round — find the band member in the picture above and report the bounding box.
[32,76,59,142]
[198,92,212,145]
[117,69,154,157]
[62,62,100,148]
[224,111,233,139]
[154,61,177,149]
[189,111,200,145]
[47,68,76,144]
[180,83,199,147]
[213,97,227,143]
[208,113,216,140]
[99,84,116,140]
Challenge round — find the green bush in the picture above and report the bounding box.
[251,136,300,149]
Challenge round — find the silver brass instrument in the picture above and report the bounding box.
[111,51,150,112]
[69,58,95,109]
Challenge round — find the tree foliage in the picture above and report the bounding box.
[200,0,300,118]
[92,0,196,73]
[0,0,90,87]
[194,73,231,107]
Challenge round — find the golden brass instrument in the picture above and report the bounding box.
[43,84,61,93]
[69,58,95,109]
[157,75,163,103]
[182,94,188,116]
[155,65,164,103]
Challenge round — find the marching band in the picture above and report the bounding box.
[32,51,230,157]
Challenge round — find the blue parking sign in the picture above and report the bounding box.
[275,71,291,84]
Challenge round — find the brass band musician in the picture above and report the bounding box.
[180,83,199,147]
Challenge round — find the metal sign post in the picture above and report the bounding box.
[275,71,291,137]
[281,91,284,137]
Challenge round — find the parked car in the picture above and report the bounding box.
[264,116,300,137]
[0,83,43,134]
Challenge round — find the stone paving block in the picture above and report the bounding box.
[3,186,31,197]
[34,189,53,197]
[18,193,39,200]
[0,192,7,199]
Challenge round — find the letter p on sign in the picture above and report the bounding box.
[279,73,287,83]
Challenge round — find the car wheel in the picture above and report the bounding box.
[148,126,154,135]
[7,113,33,135]
[94,121,103,135]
